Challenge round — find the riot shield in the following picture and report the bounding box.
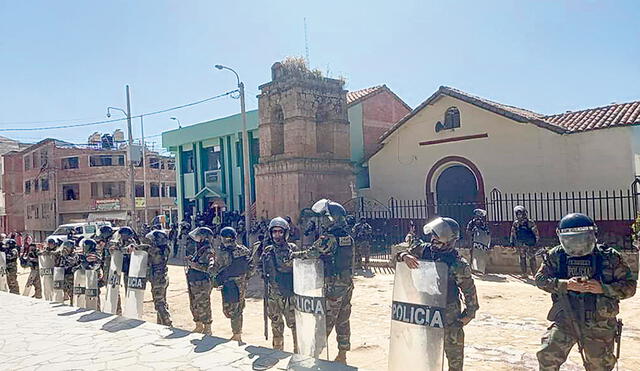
[388,260,448,371]
[103,250,123,314]
[85,270,99,310]
[52,267,65,303]
[472,229,491,250]
[73,269,87,308]
[0,252,7,292]
[38,254,55,301]
[123,250,148,319]
[293,258,327,358]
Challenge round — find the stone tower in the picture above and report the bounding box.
[255,61,354,220]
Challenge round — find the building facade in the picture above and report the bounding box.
[2,139,177,240]
[0,136,29,233]
[162,79,410,222]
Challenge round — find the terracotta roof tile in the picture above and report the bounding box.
[542,101,640,132]
[346,86,384,105]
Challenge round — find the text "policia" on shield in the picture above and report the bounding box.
[127,276,147,290]
[294,294,326,315]
[391,301,445,328]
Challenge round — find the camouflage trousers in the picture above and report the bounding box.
[354,241,371,269]
[63,274,74,304]
[188,279,212,324]
[518,246,538,275]
[25,267,42,298]
[6,262,19,294]
[151,278,172,326]
[221,279,247,335]
[444,325,465,371]
[325,278,354,351]
[267,285,296,342]
[537,322,617,371]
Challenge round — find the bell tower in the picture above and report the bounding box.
[255,61,354,219]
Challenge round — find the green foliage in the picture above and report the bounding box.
[632,212,640,243]
[281,56,323,79]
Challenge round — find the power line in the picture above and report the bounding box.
[0,89,238,132]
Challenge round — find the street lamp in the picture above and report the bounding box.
[170,117,182,129]
[214,64,252,235]
[106,85,137,230]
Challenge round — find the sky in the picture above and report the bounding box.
[0,1,638,152]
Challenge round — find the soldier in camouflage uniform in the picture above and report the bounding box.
[510,205,540,276]
[397,217,479,371]
[187,227,215,335]
[1,238,20,294]
[535,213,636,371]
[20,242,42,298]
[293,199,356,364]
[55,240,79,304]
[208,226,252,341]
[352,218,373,270]
[259,217,298,351]
[137,230,172,326]
[95,225,115,288]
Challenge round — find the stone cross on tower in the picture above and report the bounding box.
[255,61,355,220]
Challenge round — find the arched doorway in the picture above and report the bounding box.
[435,165,478,230]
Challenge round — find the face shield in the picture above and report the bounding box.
[557,226,596,257]
[423,217,460,251]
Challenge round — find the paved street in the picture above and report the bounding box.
[0,292,356,371]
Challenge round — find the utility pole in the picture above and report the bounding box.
[140,116,149,224]
[125,85,137,230]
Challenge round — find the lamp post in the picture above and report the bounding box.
[170,117,182,128]
[107,85,136,230]
[214,64,252,234]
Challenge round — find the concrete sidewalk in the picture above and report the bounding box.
[0,292,358,371]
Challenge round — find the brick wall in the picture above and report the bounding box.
[361,89,411,159]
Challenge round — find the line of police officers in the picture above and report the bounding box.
[0,199,636,370]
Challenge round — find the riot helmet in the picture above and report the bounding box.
[556,213,597,257]
[189,227,214,243]
[82,239,98,254]
[311,199,347,230]
[61,240,75,255]
[220,227,237,247]
[514,205,527,219]
[118,226,136,244]
[269,217,290,243]
[423,217,460,251]
[3,238,17,249]
[98,225,114,240]
[146,230,169,247]
[473,209,487,217]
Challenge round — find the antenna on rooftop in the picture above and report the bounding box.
[304,17,310,64]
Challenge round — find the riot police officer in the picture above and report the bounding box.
[55,240,78,304]
[142,230,172,326]
[397,217,479,371]
[259,217,298,351]
[187,226,215,335]
[208,226,252,341]
[535,213,636,370]
[1,238,20,294]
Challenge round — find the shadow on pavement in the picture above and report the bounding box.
[100,316,145,332]
[244,345,289,371]
[508,274,536,286]
[57,308,91,316]
[190,335,228,353]
[164,327,192,339]
[78,311,113,322]
[475,273,508,282]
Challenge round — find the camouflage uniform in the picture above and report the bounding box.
[208,242,252,335]
[294,226,356,353]
[187,242,214,327]
[138,243,172,326]
[23,246,42,298]
[55,249,78,304]
[259,240,298,349]
[397,241,480,371]
[510,218,540,275]
[535,244,636,370]
[352,221,372,269]
[1,243,20,294]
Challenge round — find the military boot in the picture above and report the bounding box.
[272,337,284,351]
[203,323,212,335]
[334,350,347,364]
[230,333,242,342]
[193,322,203,333]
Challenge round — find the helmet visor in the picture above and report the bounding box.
[188,230,203,243]
[558,230,596,257]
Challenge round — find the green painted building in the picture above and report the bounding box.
[162,85,410,220]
